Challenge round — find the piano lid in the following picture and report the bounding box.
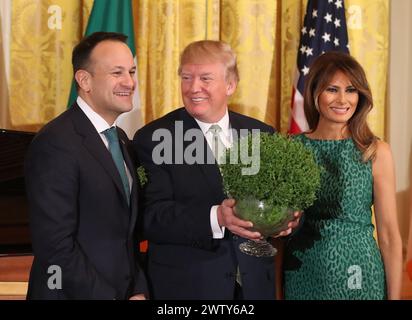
[0,129,35,184]
[0,129,35,254]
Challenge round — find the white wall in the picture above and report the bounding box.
[388,0,412,255]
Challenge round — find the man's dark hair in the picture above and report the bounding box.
[72,31,128,75]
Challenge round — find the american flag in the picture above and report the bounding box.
[289,0,350,134]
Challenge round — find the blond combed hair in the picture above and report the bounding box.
[178,40,239,83]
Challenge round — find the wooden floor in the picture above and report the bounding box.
[0,254,411,300]
[0,255,32,300]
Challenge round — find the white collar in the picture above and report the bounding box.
[76,96,116,133]
[194,109,230,136]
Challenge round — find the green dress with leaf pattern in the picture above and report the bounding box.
[284,134,386,300]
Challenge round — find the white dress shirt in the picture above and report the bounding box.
[194,110,232,239]
[76,96,132,191]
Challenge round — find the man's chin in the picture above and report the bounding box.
[185,104,208,115]
[118,103,134,113]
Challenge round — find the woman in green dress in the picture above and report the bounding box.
[284,52,402,300]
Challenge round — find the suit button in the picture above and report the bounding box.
[233,235,238,240]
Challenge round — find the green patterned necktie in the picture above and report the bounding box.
[208,124,226,164]
[102,127,130,206]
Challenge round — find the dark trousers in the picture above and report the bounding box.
[234,282,243,300]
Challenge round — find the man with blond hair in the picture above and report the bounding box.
[133,40,298,299]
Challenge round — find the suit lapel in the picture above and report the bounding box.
[119,132,138,227]
[228,111,248,137]
[180,109,223,197]
[70,104,128,205]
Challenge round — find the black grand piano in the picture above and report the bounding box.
[0,129,35,254]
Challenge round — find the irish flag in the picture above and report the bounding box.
[67,0,142,138]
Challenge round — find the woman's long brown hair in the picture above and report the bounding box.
[303,51,377,162]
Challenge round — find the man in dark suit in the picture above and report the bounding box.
[133,40,298,299]
[25,32,147,299]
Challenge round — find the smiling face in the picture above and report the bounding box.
[317,70,359,127]
[180,62,236,123]
[76,40,136,125]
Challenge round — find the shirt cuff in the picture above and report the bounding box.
[210,205,225,239]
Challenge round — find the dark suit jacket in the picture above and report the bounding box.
[133,107,276,300]
[25,104,147,299]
